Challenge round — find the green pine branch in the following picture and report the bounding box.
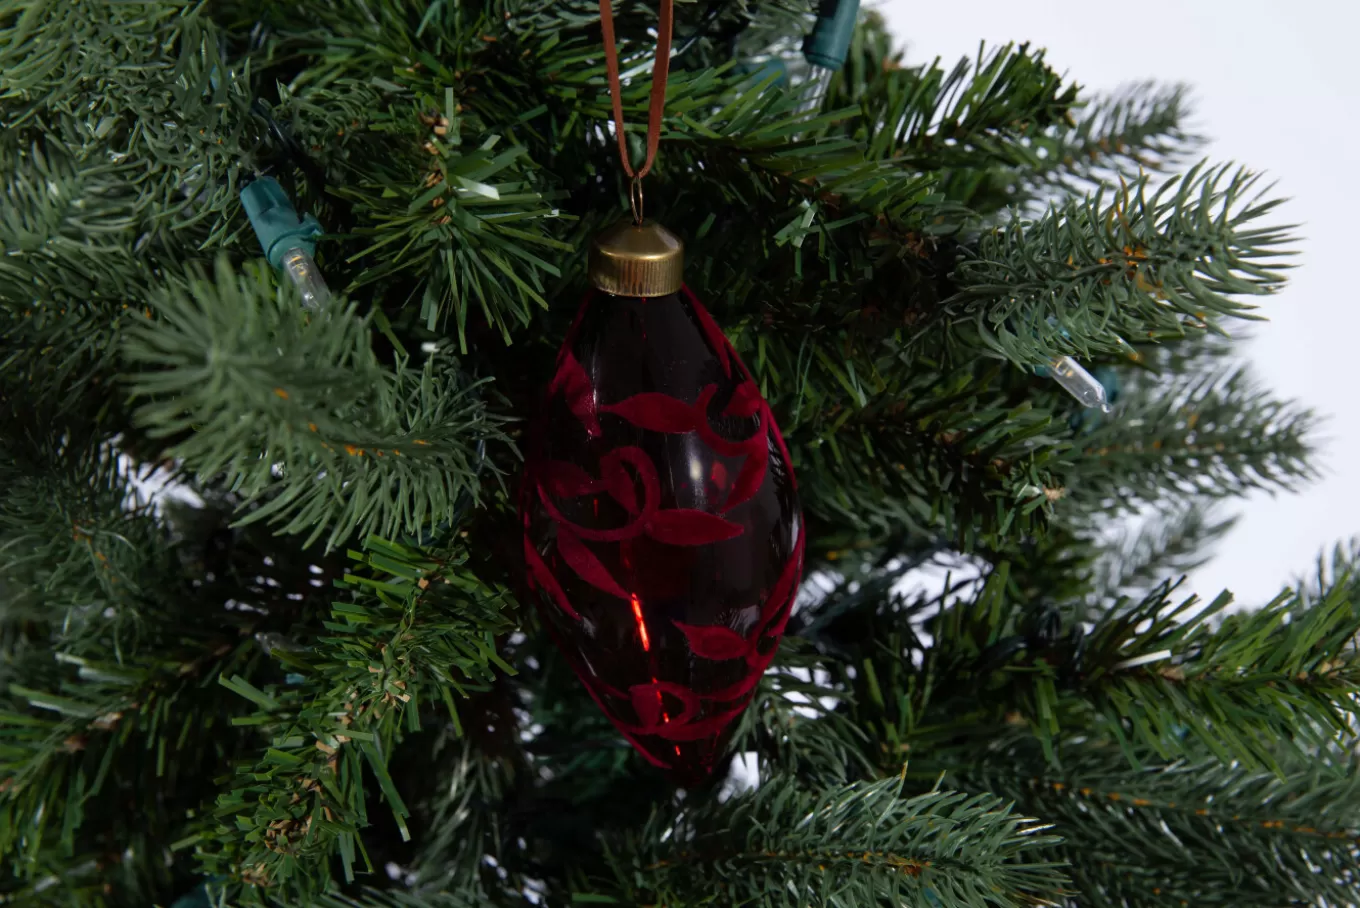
[834,34,1198,212]
[1022,83,1201,196]
[222,0,578,347]
[0,140,164,429]
[334,131,572,347]
[405,735,515,895]
[926,543,1360,770]
[832,24,1163,213]
[827,540,1360,777]
[785,354,1065,544]
[1061,365,1315,510]
[833,583,987,765]
[728,642,874,786]
[0,0,257,230]
[0,143,154,306]
[958,733,1360,908]
[615,776,1067,908]
[0,440,287,901]
[198,535,513,902]
[312,887,495,908]
[948,163,1295,365]
[0,597,257,902]
[1070,543,1360,768]
[1085,504,1236,601]
[0,432,169,633]
[124,257,506,550]
[842,40,1078,170]
[0,302,132,420]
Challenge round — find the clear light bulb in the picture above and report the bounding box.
[798,66,835,117]
[1049,355,1111,412]
[280,246,331,309]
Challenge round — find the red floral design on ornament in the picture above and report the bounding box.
[690,288,732,378]
[524,536,580,621]
[556,524,629,599]
[600,393,697,433]
[603,380,772,513]
[644,509,743,545]
[535,446,660,543]
[548,351,601,439]
[674,522,804,669]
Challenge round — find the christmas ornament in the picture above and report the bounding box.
[520,0,803,783]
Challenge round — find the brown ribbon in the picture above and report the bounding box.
[598,0,674,187]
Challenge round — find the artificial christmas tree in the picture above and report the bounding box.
[0,2,1349,907]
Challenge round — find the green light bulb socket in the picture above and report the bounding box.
[240,176,322,271]
[802,0,861,71]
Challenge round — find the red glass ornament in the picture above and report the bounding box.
[521,285,803,783]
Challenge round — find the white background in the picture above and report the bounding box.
[879,0,1360,607]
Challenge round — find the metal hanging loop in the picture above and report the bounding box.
[629,176,645,225]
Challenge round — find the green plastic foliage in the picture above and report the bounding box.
[123,258,503,549]
[337,134,571,348]
[201,536,514,902]
[962,734,1360,908]
[952,164,1294,364]
[786,356,1064,545]
[314,888,494,908]
[851,41,1078,169]
[0,143,151,306]
[919,543,1360,770]
[0,438,163,628]
[728,642,874,786]
[0,0,256,229]
[1063,366,1315,510]
[220,0,575,347]
[1073,548,1360,769]
[623,776,1067,908]
[1022,82,1201,196]
[1087,503,1236,601]
[0,444,258,901]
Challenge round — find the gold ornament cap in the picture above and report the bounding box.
[588,219,684,298]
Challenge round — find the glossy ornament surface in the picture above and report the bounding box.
[521,285,802,783]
